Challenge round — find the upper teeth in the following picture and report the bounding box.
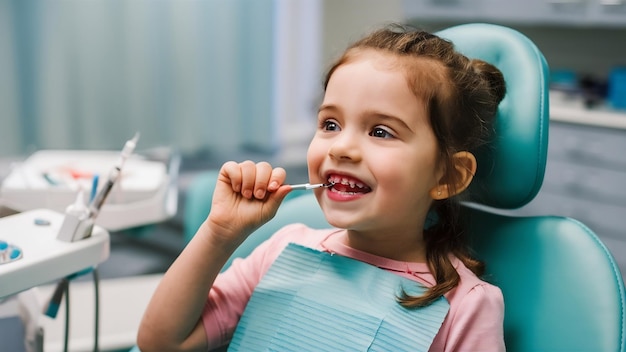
[329,177,366,189]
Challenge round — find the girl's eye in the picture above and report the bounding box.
[321,119,340,131]
[370,126,395,139]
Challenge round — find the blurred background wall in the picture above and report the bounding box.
[0,0,321,164]
[1,0,625,164]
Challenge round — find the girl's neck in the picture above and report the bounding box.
[341,229,427,263]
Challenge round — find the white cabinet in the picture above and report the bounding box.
[403,0,626,27]
[482,0,588,25]
[402,0,486,21]
[588,0,626,26]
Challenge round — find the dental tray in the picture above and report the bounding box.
[0,208,109,298]
[0,149,179,231]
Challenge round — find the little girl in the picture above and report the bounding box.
[138,24,506,352]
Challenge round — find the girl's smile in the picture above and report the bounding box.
[325,173,372,201]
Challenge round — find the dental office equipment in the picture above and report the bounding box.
[0,209,110,299]
[88,132,139,220]
[56,133,139,243]
[1,148,176,231]
[0,208,109,352]
[0,136,179,351]
[288,182,334,190]
[15,134,137,350]
[56,189,93,242]
[90,174,99,203]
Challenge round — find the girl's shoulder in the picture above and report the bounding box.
[436,259,505,351]
[448,257,504,304]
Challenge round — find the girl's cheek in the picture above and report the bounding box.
[306,139,325,171]
[307,137,322,158]
[306,141,316,167]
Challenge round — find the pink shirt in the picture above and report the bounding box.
[202,224,505,351]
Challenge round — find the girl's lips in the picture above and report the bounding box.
[326,174,372,193]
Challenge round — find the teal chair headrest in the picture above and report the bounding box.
[436,24,550,209]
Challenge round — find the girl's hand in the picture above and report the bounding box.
[205,160,291,245]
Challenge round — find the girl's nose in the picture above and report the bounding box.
[328,132,362,162]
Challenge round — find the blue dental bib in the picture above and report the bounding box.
[228,243,449,351]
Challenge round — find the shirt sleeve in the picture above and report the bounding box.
[440,283,506,352]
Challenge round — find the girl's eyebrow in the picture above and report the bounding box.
[367,110,414,133]
[318,104,415,133]
[318,104,339,113]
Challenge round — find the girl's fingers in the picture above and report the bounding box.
[220,160,288,199]
[220,161,242,192]
[239,161,257,199]
[268,167,287,192]
[253,162,273,199]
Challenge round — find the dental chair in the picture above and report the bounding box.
[176,23,626,351]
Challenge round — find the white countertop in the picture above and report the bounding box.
[549,92,626,130]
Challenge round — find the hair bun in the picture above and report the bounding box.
[470,59,507,104]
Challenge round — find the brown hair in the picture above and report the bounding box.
[323,24,506,308]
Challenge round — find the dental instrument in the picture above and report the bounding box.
[88,132,140,220]
[288,182,334,190]
[89,174,99,203]
[57,133,139,242]
[57,189,93,242]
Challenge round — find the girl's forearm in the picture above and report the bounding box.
[137,221,243,351]
[138,161,289,351]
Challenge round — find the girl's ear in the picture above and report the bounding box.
[430,151,477,200]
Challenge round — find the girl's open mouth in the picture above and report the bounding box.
[327,175,372,195]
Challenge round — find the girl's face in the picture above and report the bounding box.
[307,52,445,246]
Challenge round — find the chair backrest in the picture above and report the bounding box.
[438,23,626,351]
[187,23,626,351]
[438,23,550,209]
[464,206,625,351]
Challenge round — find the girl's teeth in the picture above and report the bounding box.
[328,177,364,188]
[330,188,360,195]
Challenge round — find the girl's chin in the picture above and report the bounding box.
[321,211,366,230]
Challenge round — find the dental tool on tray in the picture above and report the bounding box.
[87,132,140,219]
[289,182,334,190]
[57,133,140,242]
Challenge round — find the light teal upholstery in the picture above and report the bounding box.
[464,206,625,351]
[174,23,626,352]
[183,170,220,244]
